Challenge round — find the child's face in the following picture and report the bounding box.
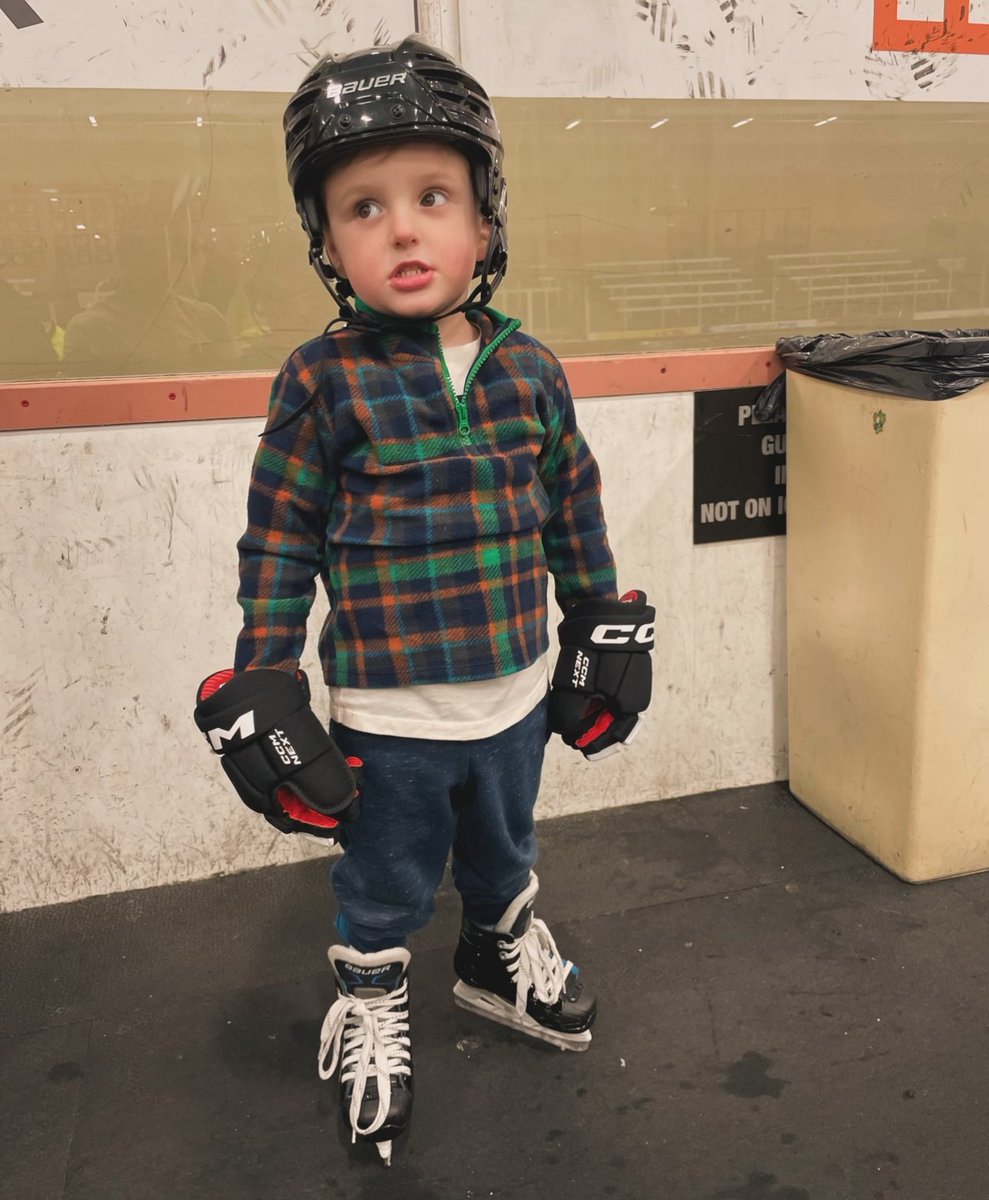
[322,140,490,343]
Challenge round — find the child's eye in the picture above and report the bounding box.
[355,200,381,219]
[420,190,448,208]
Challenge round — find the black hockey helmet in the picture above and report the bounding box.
[283,36,508,320]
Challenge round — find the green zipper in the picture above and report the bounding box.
[438,316,521,439]
[437,354,470,437]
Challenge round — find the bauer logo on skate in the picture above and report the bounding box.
[268,729,302,767]
[206,711,256,752]
[326,72,408,100]
[589,623,655,647]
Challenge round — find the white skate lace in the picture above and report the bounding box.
[502,917,575,1016]
[317,979,412,1141]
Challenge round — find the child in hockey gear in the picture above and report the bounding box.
[548,590,656,761]
[319,947,414,1166]
[194,668,361,837]
[453,873,595,1051]
[221,35,643,1163]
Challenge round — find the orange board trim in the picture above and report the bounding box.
[0,347,781,433]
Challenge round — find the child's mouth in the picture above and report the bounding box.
[390,262,434,292]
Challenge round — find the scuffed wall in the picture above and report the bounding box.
[0,396,785,911]
[0,417,322,909]
[459,0,989,102]
[0,0,416,90]
[4,0,988,100]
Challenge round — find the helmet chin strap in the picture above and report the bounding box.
[307,237,504,330]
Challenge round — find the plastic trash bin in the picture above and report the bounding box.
[764,330,989,882]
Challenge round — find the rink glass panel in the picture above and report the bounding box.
[2,91,987,381]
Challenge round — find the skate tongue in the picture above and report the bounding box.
[337,960,404,998]
[493,896,535,939]
[493,873,540,937]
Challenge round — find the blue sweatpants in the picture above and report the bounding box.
[328,696,548,953]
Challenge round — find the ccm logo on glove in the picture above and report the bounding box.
[193,667,361,839]
[204,710,302,768]
[206,710,256,750]
[571,649,591,688]
[589,622,655,646]
[269,729,302,766]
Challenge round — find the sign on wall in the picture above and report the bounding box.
[874,0,989,55]
[693,387,786,545]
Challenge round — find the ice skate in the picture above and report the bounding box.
[453,872,596,1051]
[319,945,413,1165]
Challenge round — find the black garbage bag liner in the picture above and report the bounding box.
[753,329,989,423]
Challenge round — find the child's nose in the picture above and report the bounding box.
[389,203,419,246]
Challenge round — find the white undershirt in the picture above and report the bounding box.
[328,332,550,740]
[442,333,482,393]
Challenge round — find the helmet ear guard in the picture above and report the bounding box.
[305,234,353,316]
[294,193,348,318]
[299,194,322,243]
[474,164,508,298]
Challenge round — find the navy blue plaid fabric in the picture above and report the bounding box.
[234,307,617,688]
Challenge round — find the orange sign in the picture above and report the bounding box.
[874,0,989,55]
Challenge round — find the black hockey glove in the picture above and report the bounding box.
[194,667,361,839]
[548,590,655,761]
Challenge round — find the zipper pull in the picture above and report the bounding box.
[455,396,470,437]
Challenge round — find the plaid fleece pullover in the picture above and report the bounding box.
[234,306,617,688]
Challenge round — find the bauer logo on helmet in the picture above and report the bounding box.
[325,72,408,101]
